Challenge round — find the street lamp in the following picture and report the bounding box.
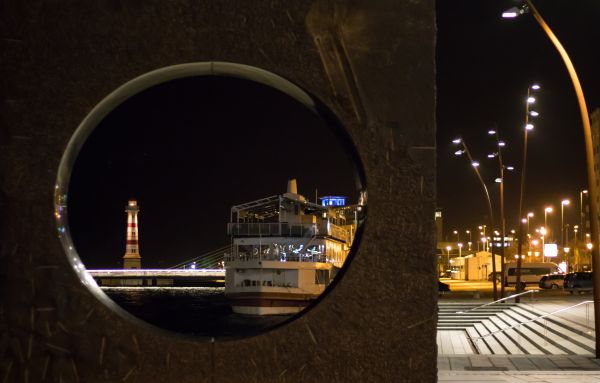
[503,0,600,356]
[581,190,588,241]
[544,206,553,238]
[453,230,460,243]
[526,212,534,248]
[540,226,547,262]
[458,242,463,258]
[446,245,452,271]
[453,137,498,300]
[514,83,540,298]
[488,128,512,298]
[561,199,570,248]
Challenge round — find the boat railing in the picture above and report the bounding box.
[469,300,594,343]
[224,251,328,263]
[455,289,539,314]
[227,222,350,242]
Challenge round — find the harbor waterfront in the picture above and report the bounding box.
[102,286,292,337]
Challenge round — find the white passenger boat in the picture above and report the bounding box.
[224,179,361,315]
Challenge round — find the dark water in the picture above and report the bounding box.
[103,287,293,339]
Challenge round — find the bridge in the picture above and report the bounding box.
[87,245,229,287]
[88,269,225,287]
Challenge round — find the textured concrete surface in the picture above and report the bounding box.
[0,1,436,381]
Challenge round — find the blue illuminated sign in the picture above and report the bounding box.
[320,196,346,206]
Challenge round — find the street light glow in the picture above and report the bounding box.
[530,111,539,117]
[495,178,502,183]
[531,84,541,90]
[452,138,462,144]
[545,207,553,213]
[488,153,496,158]
[488,130,496,135]
[498,141,506,147]
[528,212,534,218]
[471,161,479,167]
[540,227,547,236]
[506,166,514,171]
[501,7,521,18]
[562,199,570,206]
[527,96,536,104]
[454,150,464,156]
[526,123,534,130]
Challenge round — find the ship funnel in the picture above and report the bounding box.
[287,179,298,194]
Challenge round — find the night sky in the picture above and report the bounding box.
[68,76,360,269]
[437,1,600,241]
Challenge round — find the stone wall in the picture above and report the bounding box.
[0,1,436,381]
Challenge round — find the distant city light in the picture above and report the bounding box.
[488,154,496,158]
[506,166,514,171]
[498,141,506,147]
[495,178,501,183]
[488,130,496,135]
[455,150,464,156]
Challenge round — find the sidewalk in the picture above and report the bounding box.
[439,355,600,382]
[440,370,600,382]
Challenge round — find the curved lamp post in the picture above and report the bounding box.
[453,138,498,300]
[503,1,600,356]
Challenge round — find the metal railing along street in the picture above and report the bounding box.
[455,289,539,314]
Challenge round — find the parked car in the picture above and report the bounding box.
[538,274,565,289]
[438,281,450,294]
[564,272,594,294]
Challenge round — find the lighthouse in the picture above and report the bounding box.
[123,199,142,269]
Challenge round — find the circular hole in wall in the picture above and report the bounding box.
[55,62,366,339]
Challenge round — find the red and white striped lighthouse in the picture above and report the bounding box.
[123,199,142,269]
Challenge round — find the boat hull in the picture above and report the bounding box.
[226,292,320,315]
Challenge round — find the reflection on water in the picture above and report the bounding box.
[103,287,292,338]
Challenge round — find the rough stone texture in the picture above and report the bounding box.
[0,1,436,381]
